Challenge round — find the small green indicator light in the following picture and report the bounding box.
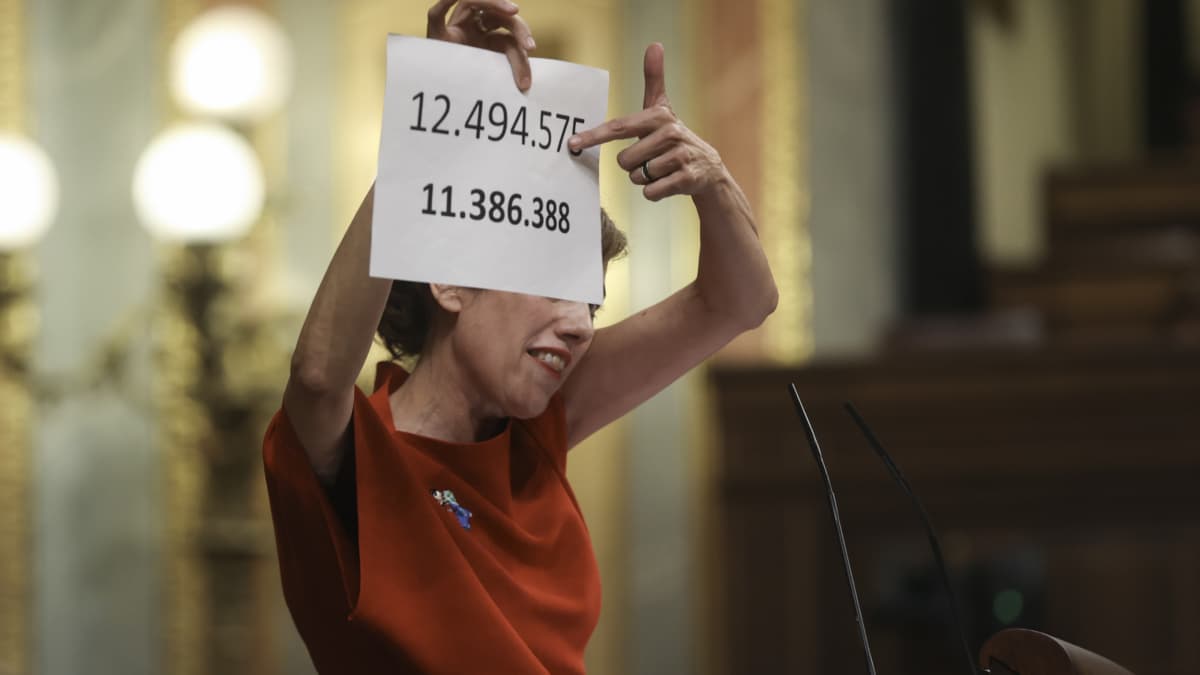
[993,589,1024,625]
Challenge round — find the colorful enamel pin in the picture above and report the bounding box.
[431,489,472,530]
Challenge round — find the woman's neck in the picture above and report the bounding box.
[388,347,506,444]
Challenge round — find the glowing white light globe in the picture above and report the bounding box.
[170,5,293,122]
[0,133,59,250]
[132,122,265,243]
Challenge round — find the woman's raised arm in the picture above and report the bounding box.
[283,187,392,483]
[283,0,537,482]
[560,43,779,448]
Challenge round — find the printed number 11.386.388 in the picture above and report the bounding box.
[411,92,585,156]
[421,183,571,234]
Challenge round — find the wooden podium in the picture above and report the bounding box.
[981,629,1136,675]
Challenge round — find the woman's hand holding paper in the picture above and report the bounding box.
[426,0,537,91]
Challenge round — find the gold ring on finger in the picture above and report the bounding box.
[474,8,489,32]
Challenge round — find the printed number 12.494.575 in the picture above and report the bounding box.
[411,93,585,156]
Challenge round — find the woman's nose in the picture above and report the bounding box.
[556,301,595,343]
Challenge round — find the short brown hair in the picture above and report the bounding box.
[377,208,628,360]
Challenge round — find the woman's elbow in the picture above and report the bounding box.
[288,351,335,397]
[746,284,779,329]
[728,283,778,332]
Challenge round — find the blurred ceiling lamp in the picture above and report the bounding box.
[132,122,265,243]
[0,133,59,250]
[169,5,293,123]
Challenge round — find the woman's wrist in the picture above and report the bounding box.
[692,166,739,210]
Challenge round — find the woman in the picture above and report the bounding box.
[263,1,778,673]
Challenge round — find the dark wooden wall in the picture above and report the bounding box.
[712,159,1200,674]
[712,349,1200,674]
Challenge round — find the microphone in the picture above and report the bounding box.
[844,402,981,675]
[787,384,878,675]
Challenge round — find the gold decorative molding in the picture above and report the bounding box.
[154,2,287,674]
[160,252,208,675]
[0,0,32,672]
[0,0,25,132]
[759,0,812,362]
[160,243,285,675]
[157,4,203,672]
[0,253,33,675]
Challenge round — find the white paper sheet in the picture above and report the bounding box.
[371,35,609,305]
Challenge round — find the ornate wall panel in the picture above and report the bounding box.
[0,0,25,130]
[759,0,811,362]
[682,1,810,671]
[157,1,289,674]
[155,3,206,670]
[700,0,810,363]
[0,0,32,671]
[0,254,33,675]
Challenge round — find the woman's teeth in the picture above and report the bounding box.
[530,350,565,372]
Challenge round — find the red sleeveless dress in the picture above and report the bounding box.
[263,362,601,674]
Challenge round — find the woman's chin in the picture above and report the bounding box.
[505,389,554,420]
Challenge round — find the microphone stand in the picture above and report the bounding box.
[788,387,990,673]
[788,384,878,675]
[845,402,982,675]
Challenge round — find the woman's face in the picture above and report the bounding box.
[447,289,595,420]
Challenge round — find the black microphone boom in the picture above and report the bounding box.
[787,384,878,675]
[845,402,981,675]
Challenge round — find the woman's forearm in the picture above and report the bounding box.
[692,170,779,330]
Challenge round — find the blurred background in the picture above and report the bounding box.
[0,0,1198,674]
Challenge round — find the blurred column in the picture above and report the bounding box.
[1066,0,1141,164]
[620,1,695,673]
[891,0,984,314]
[809,0,900,356]
[28,1,161,674]
[623,0,811,672]
[970,0,1088,265]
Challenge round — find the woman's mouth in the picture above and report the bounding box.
[527,348,567,377]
